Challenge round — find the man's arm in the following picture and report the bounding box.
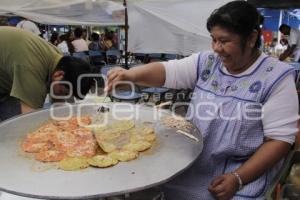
[279,44,296,61]
[21,101,35,114]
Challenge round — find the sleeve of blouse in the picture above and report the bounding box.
[162,53,199,89]
[263,73,299,144]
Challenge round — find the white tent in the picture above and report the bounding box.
[0,0,125,26]
[127,0,230,55]
[0,0,231,55]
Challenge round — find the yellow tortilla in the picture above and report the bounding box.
[88,155,118,168]
[98,141,117,153]
[58,157,89,171]
[109,150,138,162]
[123,141,152,152]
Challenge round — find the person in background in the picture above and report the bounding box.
[65,31,75,55]
[269,38,278,56]
[275,38,288,57]
[107,1,298,199]
[71,27,89,52]
[39,25,48,41]
[0,27,93,121]
[279,24,300,62]
[16,17,41,36]
[82,28,91,46]
[112,31,119,49]
[280,38,289,51]
[103,29,114,50]
[49,31,59,46]
[100,32,105,41]
[88,32,103,51]
[57,34,70,55]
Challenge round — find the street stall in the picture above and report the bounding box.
[1,0,299,199]
[0,1,205,199]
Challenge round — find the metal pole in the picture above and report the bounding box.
[123,0,129,69]
[277,9,283,44]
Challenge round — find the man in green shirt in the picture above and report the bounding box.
[0,27,93,121]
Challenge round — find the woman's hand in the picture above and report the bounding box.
[106,67,135,92]
[208,173,239,200]
[106,63,166,92]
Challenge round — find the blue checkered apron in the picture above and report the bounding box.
[163,52,295,200]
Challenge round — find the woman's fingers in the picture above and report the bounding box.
[208,176,225,199]
[210,176,224,188]
[210,184,228,200]
[209,174,238,200]
[107,70,120,84]
[215,191,226,199]
[107,74,120,92]
[107,67,122,77]
[106,68,128,92]
[214,184,225,194]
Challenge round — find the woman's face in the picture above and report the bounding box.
[210,25,257,74]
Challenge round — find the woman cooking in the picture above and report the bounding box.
[107,1,299,199]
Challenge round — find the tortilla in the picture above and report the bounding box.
[109,150,138,162]
[88,155,118,168]
[58,157,89,171]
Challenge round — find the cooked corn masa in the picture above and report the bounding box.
[98,141,117,153]
[109,150,138,162]
[88,155,118,168]
[58,157,89,171]
[123,141,152,152]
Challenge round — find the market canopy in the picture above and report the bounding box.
[127,0,230,55]
[0,0,125,26]
[0,0,231,55]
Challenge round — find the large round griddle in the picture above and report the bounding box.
[0,103,203,199]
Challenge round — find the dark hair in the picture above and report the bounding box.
[50,31,59,45]
[65,31,75,54]
[279,24,290,32]
[105,29,113,40]
[59,34,67,42]
[74,27,83,38]
[55,56,93,99]
[91,32,100,41]
[206,1,261,50]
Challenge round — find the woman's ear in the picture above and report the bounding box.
[52,70,65,82]
[249,30,259,48]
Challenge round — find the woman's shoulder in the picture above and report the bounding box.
[263,56,294,71]
[195,51,220,69]
[196,51,219,60]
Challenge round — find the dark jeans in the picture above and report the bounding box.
[0,96,21,121]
